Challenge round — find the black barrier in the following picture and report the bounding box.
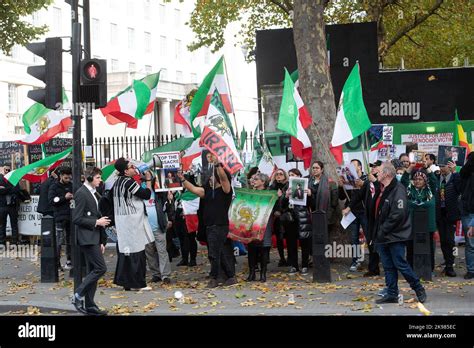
[40,215,58,283]
[412,208,432,281]
[312,211,331,283]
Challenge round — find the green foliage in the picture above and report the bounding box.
[188,0,474,69]
[0,0,52,55]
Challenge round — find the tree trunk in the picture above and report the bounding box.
[293,0,338,180]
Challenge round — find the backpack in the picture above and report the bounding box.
[98,189,115,227]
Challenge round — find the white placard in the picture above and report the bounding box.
[154,151,181,169]
[6,195,41,236]
[289,177,308,206]
[341,211,356,230]
[401,133,453,156]
[382,126,393,145]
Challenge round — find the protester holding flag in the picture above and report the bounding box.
[0,166,21,246]
[48,167,74,271]
[245,173,272,282]
[177,190,199,267]
[177,154,237,288]
[460,152,474,279]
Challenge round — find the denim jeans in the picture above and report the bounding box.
[348,212,368,264]
[461,214,474,273]
[376,242,423,298]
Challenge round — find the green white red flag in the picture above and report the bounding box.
[100,72,160,129]
[5,147,72,185]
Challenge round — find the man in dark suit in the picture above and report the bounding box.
[71,167,110,315]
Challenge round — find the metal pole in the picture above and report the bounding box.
[83,0,94,165]
[71,0,83,292]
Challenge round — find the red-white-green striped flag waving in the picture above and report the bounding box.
[16,91,71,145]
[100,72,160,129]
[5,147,72,185]
[190,56,233,138]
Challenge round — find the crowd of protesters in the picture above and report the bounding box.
[1,147,473,314]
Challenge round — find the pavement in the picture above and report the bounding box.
[0,243,473,316]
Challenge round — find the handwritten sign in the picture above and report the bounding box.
[382,126,393,145]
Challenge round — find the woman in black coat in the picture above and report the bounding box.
[281,168,312,275]
[269,169,289,267]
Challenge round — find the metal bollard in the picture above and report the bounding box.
[40,215,59,283]
[312,211,331,283]
[413,208,432,281]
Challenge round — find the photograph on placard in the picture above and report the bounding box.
[438,145,467,166]
[289,177,308,206]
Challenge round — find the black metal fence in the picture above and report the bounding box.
[91,132,256,168]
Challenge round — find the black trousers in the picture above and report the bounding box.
[437,213,456,268]
[406,232,435,271]
[206,225,235,279]
[285,223,299,269]
[367,243,380,273]
[55,220,72,263]
[76,244,107,308]
[178,228,197,263]
[0,206,19,244]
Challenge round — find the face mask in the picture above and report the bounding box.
[396,174,402,182]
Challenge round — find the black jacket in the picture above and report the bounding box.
[0,175,20,208]
[349,179,379,244]
[72,185,107,246]
[435,172,461,223]
[48,180,73,222]
[374,178,412,244]
[280,194,312,239]
[37,177,57,215]
[460,167,474,215]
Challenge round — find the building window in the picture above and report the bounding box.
[144,0,151,19]
[128,27,135,49]
[159,4,166,24]
[8,84,18,112]
[176,71,183,82]
[111,59,119,72]
[175,39,182,60]
[145,65,152,74]
[161,68,168,80]
[53,7,62,34]
[92,18,100,42]
[204,49,210,64]
[190,73,197,83]
[129,62,136,72]
[174,9,180,26]
[160,36,167,57]
[144,32,152,53]
[110,23,118,45]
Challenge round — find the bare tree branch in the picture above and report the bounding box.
[380,0,444,57]
[268,0,291,15]
[404,33,423,47]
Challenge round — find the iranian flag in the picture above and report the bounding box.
[199,90,243,175]
[101,162,118,189]
[16,92,71,145]
[190,56,233,138]
[277,68,312,169]
[181,137,204,171]
[100,72,160,129]
[453,110,472,154]
[5,147,72,185]
[249,128,277,176]
[180,191,200,233]
[331,63,372,147]
[174,98,193,137]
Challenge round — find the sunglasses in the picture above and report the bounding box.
[276,172,284,176]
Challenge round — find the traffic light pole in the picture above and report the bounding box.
[83,0,94,161]
[71,0,83,292]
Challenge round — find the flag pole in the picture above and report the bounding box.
[362,131,371,175]
[222,56,238,134]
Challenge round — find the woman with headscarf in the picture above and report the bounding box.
[401,163,438,271]
[307,161,339,224]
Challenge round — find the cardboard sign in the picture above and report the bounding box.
[382,126,394,145]
[438,145,467,166]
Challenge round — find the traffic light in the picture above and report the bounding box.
[80,58,107,108]
[26,37,63,109]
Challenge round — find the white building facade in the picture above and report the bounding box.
[0,0,258,143]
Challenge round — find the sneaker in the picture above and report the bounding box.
[150,276,162,283]
[464,272,474,280]
[188,260,197,267]
[363,270,380,277]
[378,287,388,297]
[288,267,298,275]
[376,295,398,304]
[177,259,188,267]
[415,287,427,303]
[224,277,237,286]
[64,261,72,270]
[300,267,309,275]
[162,277,171,285]
[132,286,152,291]
[207,279,219,288]
[349,263,358,272]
